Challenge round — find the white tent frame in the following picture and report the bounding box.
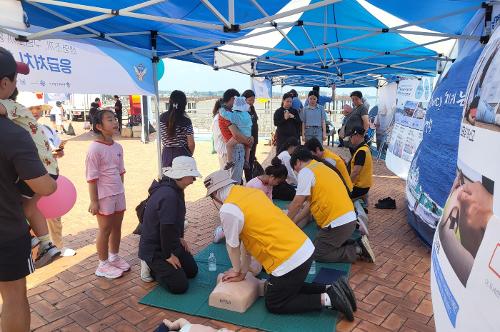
[14,0,490,177]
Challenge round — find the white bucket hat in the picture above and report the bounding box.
[204,170,236,197]
[232,96,249,112]
[162,156,201,179]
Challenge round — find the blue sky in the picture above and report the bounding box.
[159,58,377,97]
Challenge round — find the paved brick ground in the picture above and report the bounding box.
[2,124,435,331]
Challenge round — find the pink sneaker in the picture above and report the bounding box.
[109,256,131,272]
[95,261,123,279]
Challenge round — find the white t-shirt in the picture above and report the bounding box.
[277,150,297,185]
[50,106,63,125]
[296,167,356,228]
[212,114,226,157]
[219,203,314,277]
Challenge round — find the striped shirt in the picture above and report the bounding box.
[159,111,194,149]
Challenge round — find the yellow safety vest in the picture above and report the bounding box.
[323,149,353,192]
[224,186,308,274]
[350,144,373,189]
[305,160,355,228]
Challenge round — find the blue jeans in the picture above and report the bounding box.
[229,144,245,184]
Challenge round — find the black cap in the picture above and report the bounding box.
[0,47,29,77]
[350,126,365,136]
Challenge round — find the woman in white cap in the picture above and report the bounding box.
[204,170,356,321]
[138,156,201,294]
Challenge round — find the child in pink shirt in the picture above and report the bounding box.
[86,109,129,279]
[245,157,288,199]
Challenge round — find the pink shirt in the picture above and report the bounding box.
[246,177,272,200]
[86,140,125,199]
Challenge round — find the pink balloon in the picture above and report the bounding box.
[37,175,77,219]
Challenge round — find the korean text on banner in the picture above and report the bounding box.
[431,25,500,332]
[385,77,433,179]
[0,31,154,95]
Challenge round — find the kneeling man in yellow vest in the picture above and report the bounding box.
[204,170,356,321]
[347,127,373,200]
[304,137,353,193]
[287,147,375,263]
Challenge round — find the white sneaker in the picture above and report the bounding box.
[60,247,76,257]
[140,260,154,282]
[95,261,123,279]
[213,225,225,243]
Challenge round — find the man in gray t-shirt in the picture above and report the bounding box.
[343,91,369,138]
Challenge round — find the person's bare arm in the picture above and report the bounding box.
[362,114,369,131]
[187,134,195,154]
[287,195,307,222]
[350,165,362,183]
[24,174,57,196]
[223,243,248,282]
[88,182,99,215]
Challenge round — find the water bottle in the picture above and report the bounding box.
[308,260,316,275]
[208,252,217,272]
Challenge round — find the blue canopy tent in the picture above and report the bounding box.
[13,0,487,88]
[1,0,490,177]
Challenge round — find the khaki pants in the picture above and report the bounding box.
[47,218,63,249]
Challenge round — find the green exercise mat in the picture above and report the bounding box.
[140,202,354,332]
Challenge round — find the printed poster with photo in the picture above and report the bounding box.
[431,26,500,331]
[406,47,482,239]
[386,77,433,179]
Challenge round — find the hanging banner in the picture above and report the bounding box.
[252,77,272,99]
[431,26,500,331]
[385,77,433,179]
[374,82,397,143]
[0,31,154,95]
[406,49,482,246]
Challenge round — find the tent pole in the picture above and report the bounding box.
[240,0,340,30]
[151,31,163,180]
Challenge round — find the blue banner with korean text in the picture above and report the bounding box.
[0,30,154,95]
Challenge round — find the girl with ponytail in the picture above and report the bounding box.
[246,157,288,200]
[159,90,195,167]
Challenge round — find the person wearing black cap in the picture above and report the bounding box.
[348,126,373,200]
[0,46,58,332]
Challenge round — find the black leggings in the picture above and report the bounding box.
[265,257,325,314]
[147,248,198,294]
[244,142,258,182]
